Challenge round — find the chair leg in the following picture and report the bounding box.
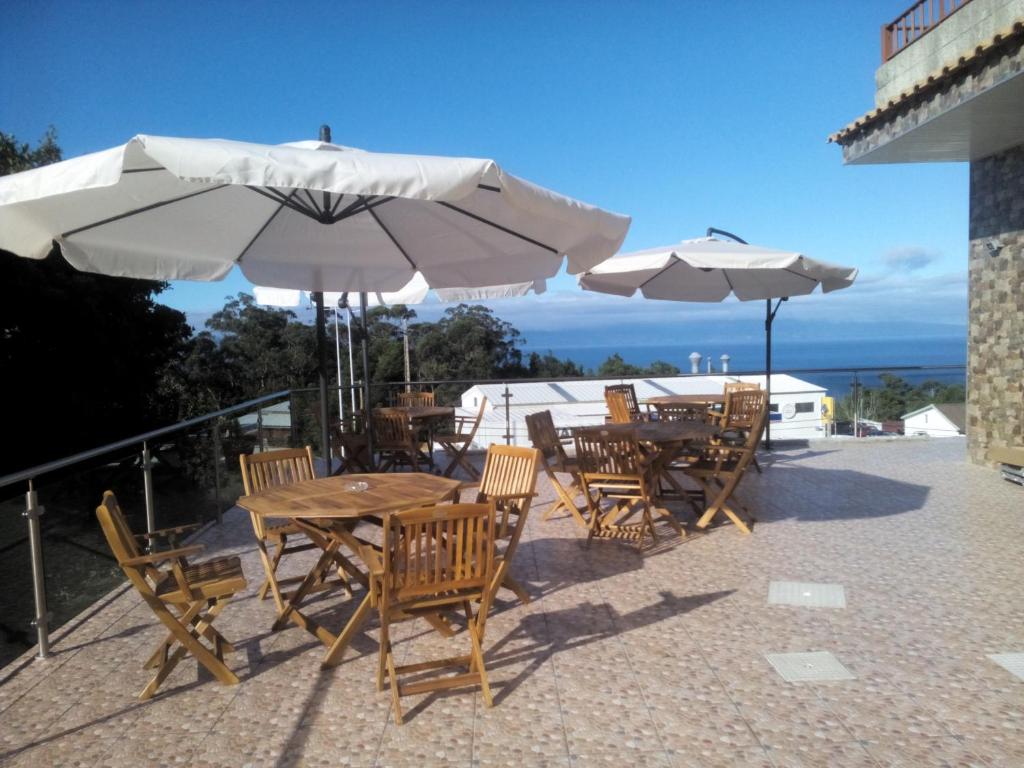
[386,634,403,724]
[752,455,762,474]
[258,536,287,600]
[468,616,493,708]
[377,618,390,692]
[502,573,531,605]
[141,597,237,700]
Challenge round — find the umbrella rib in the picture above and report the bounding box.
[782,267,819,285]
[302,188,323,217]
[236,191,295,264]
[637,256,681,291]
[437,202,558,254]
[248,186,319,219]
[334,196,393,223]
[122,167,165,174]
[61,184,228,238]
[366,201,418,270]
[722,270,736,293]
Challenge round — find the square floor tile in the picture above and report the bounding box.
[988,653,1024,681]
[765,652,856,683]
[768,581,846,609]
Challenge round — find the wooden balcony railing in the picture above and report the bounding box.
[881,0,974,61]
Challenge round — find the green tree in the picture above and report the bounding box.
[527,351,584,379]
[0,129,193,471]
[646,360,681,376]
[597,353,645,377]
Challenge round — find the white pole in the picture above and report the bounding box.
[347,308,357,414]
[333,308,344,419]
[402,317,411,392]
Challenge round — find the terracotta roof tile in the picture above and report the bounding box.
[828,21,1024,145]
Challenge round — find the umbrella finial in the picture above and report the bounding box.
[319,124,332,143]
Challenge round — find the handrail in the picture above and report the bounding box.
[0,389,291,491]
[295,363,967,391]
[881,0,973,62]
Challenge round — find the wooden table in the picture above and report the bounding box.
[237,472,462,667]
[578,420,719,516]
[642,394,725,407]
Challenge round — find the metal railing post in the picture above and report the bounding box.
[141,441,156,536]
[212,421,223,525]
[24,480,51,658]
[257,407,265,451]
[503,382,512,445]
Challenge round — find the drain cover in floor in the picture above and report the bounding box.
[768,581,846,608]
[988,653,1024,681]
[765,652,856,683]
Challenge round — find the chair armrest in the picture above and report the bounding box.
[121,544,205,567]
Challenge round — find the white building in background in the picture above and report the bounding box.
[902,403,966,438]
[458,374,827,448]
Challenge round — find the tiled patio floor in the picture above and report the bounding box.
[1,438,1021,767]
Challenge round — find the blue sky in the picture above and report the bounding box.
[2,1,967,352]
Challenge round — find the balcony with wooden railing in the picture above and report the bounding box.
[881,0,974,61]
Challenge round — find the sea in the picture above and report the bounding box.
[521,336,967,397]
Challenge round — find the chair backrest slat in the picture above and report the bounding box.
[605,389,634,424]
[656,403,706,422]
[605,384,641,418]
[372,410,415,449]
[725,389,765,431]
[384,502,496,601]
[396,391,434,407]
[239,446,316,496]
[573,427,644,476]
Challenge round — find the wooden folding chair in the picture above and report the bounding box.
[436,397,487,479]
[573,427,682,550]
[333,415,371,474]
[711,386,765,473]
[240,447,347,611]
[95,491,246,699]
[525,410,589,528]
[683,389,767,534]
[604,383,648,421]
[456,444,539,605]
[372,409,421,471]
[395,390,435,407]
[373,502,505,724]
[605,389,635,424]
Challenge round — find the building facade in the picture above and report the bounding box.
[830,0,1024,466]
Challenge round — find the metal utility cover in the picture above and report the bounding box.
[768,581,847,609]
[765,652,856,683]
[988,653,1024,681]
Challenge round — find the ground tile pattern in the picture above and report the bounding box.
[1,437,1022,767]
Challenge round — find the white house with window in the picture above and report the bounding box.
[902,403,966,438]
[458,374,827,448]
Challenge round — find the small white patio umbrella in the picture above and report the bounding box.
[579,229,858,446]
[0,129,629,457]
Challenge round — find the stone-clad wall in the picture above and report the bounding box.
[968,144,1024,464]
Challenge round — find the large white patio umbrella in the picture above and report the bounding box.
[579,228,858,446]
[0,128,629,458]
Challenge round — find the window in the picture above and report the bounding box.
[795,402,814,414]
[769,403,779,412]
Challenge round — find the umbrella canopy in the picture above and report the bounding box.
[578,237,857,300]
[0,135,629,291]
[0,132,628,465]
[579,234,858,447]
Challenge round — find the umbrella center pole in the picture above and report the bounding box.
[313,292,332,471]
[764,297,787,452]
[360,292,375,469]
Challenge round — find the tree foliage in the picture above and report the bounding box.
[837,373,965,422]
[596,353,680,377]
[0,129,193,472]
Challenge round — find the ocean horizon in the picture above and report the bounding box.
[521,335,967,397]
